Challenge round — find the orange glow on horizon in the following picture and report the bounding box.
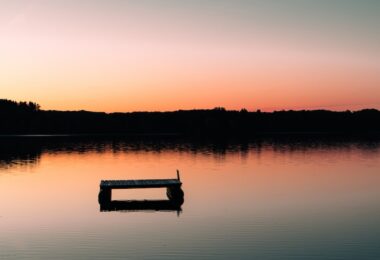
[1,1,379,112]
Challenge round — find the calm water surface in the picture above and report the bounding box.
[0,137,380,259]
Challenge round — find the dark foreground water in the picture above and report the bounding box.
[0,136,380,259]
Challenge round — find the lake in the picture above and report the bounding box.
[0,136,380,259]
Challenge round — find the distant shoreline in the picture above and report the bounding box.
[1,99,380,136]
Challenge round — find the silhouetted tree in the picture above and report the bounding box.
[0,99,40,112]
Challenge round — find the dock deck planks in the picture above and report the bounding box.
[100,179,181,189]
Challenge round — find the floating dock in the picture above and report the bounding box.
[98,170,184,203]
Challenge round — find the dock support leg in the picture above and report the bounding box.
[166,186,184,202]
[98,188,112,203]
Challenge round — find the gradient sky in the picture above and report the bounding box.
[1,0,379,112]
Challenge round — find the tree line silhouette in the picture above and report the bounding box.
[1,99,380,135]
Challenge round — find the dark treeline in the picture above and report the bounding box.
[1,99,380,135]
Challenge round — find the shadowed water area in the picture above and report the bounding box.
[0,136,380,259]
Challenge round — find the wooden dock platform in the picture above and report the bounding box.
[98,170,184,203]
[100,179,181,189]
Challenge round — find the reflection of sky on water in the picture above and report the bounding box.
[0,136,380,259]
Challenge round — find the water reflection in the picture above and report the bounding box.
[99,199,184,214]
[1,135,379,169]
[1,135,380,259]
[0,138,41,169]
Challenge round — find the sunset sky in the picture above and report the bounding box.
[1,0,379,112]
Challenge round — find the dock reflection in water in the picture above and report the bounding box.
[99,198,184,215]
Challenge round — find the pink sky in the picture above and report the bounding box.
[1,1,379,112]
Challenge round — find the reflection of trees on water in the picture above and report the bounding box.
[0,135,379,169]
[0,139,42,170]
